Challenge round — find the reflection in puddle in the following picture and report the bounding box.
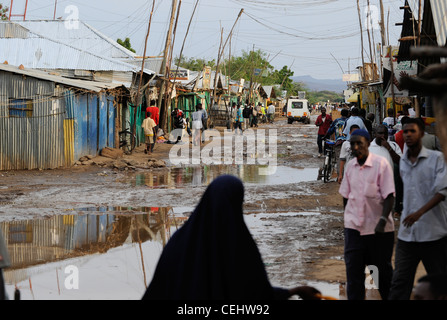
[126,165,319,188]
[1,207,189,300]
[2,207,332,300]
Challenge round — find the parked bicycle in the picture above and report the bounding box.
[322,139,337,183]
[119,125,136,155]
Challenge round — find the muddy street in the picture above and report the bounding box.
[0,114,349,300]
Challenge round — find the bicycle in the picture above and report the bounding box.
[322,139,337,183]
[119,126,136,155]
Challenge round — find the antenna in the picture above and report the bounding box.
[53,0,58,20]
[9,0,29,21]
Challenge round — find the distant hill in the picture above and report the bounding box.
[291,75,346,93]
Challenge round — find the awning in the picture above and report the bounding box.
[347,92,360,103]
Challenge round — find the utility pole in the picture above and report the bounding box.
[378,0,386,82]
[158,0,179,133]
[417,0,422,46]
[416,0,422,117]
[248,44,255,103]
[378,0,387,48]
[211,9,244,108]
[132,0,156,145]
[167,0,199,121]
[356,0,365,81]
[366,0,375,80]
[389,45,396,118]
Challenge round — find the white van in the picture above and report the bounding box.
[286,97,311,124]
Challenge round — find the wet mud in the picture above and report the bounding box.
[0,115,360,299]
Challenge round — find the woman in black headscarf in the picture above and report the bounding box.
[142,175,321,300]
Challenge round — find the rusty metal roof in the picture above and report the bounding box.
[0,21,156,75]
[0,63,125,92]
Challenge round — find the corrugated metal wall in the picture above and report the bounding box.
[64,90,116,161]
[0,72,117,170]
[0,70,66,170]
[430,0,447,46]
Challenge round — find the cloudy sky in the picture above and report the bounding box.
[6,0,406,80]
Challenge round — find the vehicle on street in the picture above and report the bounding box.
[286,96,311,124]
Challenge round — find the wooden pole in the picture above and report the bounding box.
[379,0,387,47]
[168,0,200,115]
[357,0,366,81]
[162,0,182,131]
[366,0,375,81]
[158,0,179,132]
[132,0,156,147]
[211,9,244,107]
[417,0,422,46]
[389,45,396,119]
[53,0,58,20]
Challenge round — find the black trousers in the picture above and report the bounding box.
[389,236,447,300]
[344,228,394,300]
[0,268,5,300]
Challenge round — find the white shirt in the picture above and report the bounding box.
[191,111,203,130]
[383,117,396,127]
[343,116,367,139]
[340,140,354,163]
[369,139,402,169]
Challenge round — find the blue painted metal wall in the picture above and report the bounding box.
[66,91,116,162]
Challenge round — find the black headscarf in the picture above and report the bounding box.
[142,175,279,300]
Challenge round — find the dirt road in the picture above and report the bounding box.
[0,113,353,299]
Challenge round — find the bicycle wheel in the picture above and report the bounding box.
[323,153,332,183]
[120,131,136,155]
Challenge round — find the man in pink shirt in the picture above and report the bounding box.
[339,129,395,300]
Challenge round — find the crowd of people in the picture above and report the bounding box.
[316,103,447,300]
[229,101,276,134]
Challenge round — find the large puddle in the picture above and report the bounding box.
[1,208,340,300]
[125,165,319,188]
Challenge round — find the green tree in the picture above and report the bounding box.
[271,66,295,92]
[117,37,136,53]
[307,90,344,105]
[225,49,274,86]
[174,55,215,71]
[0,3,9,20]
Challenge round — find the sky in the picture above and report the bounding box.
[5,0,407,80]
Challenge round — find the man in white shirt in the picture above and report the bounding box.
[267,104,275,123]
[389,118,447,300]
[343,107,366,140]
[369,124,402,169]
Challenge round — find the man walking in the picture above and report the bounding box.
[315,107,332,157]
[369,124,403,216]
[339,129,395,300]
[267,103,275,123]
[343,107,366,140]
[243,104,251,130]
[389,118,447,300]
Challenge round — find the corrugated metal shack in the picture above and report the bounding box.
[0,63,126,170]
[0,20,159,150]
